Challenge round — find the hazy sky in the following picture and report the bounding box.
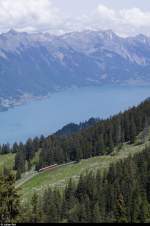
[52,0,150,16]
[0,0,150,36]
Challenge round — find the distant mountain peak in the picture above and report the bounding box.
[0,29,150,101]
[135,33,149,43]
[7,29,18,35]
[102,29,115,36]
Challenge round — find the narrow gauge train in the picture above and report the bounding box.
[38,164,58,172]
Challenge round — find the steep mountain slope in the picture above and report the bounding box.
[0,30,150,106]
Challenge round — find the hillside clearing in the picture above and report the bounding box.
[0,153,15,174]
[20,139,149,202]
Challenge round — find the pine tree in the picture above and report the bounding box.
[31,192,39,223]
[130,117,137,144]
[92,202,101,223]
[115,193,128,223]
[139,195,150,223]
[0,173,20,223]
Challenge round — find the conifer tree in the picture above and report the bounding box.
[0,173,20,223]
[115,193,128,223]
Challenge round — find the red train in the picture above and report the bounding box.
[38,164,58,172]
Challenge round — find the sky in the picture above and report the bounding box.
[0,0,150,36]
[52,0,150,16]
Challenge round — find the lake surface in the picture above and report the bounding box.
[0,85,150,144]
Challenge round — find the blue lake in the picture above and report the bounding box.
[0,85,150,144]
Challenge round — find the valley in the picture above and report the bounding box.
[0,0,150,223]
[0,30,150,103]
[0,85,149,144]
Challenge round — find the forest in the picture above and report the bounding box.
[1,144,150,223]
[12,98,150,178]
[0,99,150,223]
[26,145,150,223]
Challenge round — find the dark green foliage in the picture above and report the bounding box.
[55,118,99,137]
[115,193,128,223]
[30,192,40,223]
[0,173,20,223]
[35,99,150,170]
[0,143,11,154]
[23,146,150,223]
[14,149,26,179]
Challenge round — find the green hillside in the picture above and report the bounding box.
[19,136,149,202]
[0,153,15,174]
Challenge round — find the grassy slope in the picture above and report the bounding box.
[0,149,41,174]
[0,153,15,174]
[20,137,149,202]
[0,128,149,202]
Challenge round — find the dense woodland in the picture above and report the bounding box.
[0,173,20,223]
[12,98,150,178]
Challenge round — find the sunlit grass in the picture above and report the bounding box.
[0,153,15,174]
[20,140,147,202]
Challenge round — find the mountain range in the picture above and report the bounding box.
[0,29,150,107]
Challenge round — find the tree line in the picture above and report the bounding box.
[13,99,150,178]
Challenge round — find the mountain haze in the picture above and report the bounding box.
[0,29,150,106]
